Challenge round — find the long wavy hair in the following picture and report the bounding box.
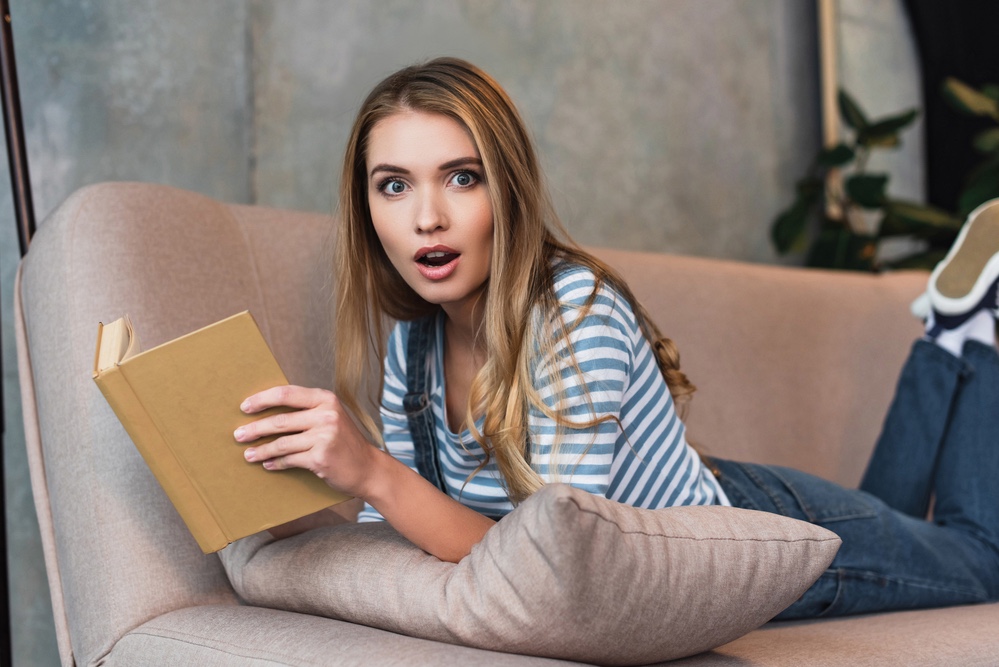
[334,57,695,503]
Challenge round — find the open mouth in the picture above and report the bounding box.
[418,250,460,267]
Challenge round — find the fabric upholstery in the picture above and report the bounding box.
[106,605,583,667]
[673,603,999,667]
[220,484,840,665]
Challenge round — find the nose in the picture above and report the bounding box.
[414,189,448,234]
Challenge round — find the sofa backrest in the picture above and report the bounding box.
[16,182,337,665]
[16,182,926,665]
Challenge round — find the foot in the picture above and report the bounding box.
[926,198,999,332]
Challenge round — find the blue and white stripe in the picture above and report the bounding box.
[358,263,729,521]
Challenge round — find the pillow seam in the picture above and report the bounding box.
[567,497,840,543]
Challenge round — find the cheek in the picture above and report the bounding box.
[471,198,495,253]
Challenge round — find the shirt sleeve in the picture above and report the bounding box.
[528,270,633,497]
[535,268,729,510]
[356,321,419,523]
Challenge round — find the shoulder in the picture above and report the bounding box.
[550,261,639,334]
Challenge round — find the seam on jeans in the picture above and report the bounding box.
[719,481,759,512]
[935,523,999,597]
[740,464,794,516]
[767,466,879,524]
[835,566,990,602]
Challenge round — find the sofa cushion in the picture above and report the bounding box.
[107,605,582,667]
[220,483,840,665]
[673,602,999,667]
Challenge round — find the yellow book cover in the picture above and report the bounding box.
[92,311,350,553]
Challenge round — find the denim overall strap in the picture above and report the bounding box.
[403,315,448,494]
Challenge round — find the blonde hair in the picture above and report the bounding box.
[334,57,695,503]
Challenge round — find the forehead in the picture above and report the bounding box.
[366,111,479,168]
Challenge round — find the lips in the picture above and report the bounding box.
[414,245,461,280]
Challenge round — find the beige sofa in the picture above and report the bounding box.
[15,181,999,666]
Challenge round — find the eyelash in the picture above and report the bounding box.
[375,169,482,197]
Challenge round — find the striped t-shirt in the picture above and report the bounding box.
[358,263,729,521]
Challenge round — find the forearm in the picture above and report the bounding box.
[363,447,495,563]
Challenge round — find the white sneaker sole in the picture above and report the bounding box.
[928,198,999,316]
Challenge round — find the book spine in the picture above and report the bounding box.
[94,364,228,553]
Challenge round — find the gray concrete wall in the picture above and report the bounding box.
[0,1,844,664]
[250,0,822,260]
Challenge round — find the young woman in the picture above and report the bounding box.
[234,57,999,618]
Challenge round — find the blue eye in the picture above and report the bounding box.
[450,171,478,188]
[381,179,406,195]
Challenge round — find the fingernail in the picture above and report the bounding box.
[244,448,256,461]
[234,427,246,441]
[240,400,251,413]
[263,461,274,470]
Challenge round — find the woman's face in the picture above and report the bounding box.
[366,110,494,321]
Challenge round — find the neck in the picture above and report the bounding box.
[441,289,487,354]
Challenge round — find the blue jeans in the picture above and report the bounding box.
[711,340,999,619]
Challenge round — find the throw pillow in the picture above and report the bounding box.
[219,483,840,665]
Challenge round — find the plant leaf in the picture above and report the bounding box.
[885,248,948,271]
[942,77,999,119]
[771,195,816,254]
[880,200,963,237]
[861,109,920,140]
[958,158,999,216]
[795,177,824,198]
[857,109,918,148]
[817,143,856,167]
[973,128,999,154]
[982,84,999,102]
[860,134,901,149]
[846,173,889,208]
[838,89,869,130]
[805,226,877,271]
[886,200,963,228]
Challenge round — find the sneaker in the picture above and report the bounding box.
[927,198,999,330]
[910,291,931,321]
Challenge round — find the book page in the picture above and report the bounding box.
[95,316,142,372]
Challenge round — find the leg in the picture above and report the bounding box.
[863,199,999,518]
[713,459,999,619]
[858,339,966,518]
[931,340,999,553]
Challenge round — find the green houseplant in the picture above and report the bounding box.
[771,90,962,272]
[942,77,999,216]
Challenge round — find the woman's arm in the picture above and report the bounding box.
[362,446,496,562]
[235,386,494,563]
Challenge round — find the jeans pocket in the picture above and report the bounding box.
[767,465,880,524]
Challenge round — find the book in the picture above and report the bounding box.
[92,310,351,553]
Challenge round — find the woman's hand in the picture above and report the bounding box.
[235,385,376,498]
[237,385,496,562]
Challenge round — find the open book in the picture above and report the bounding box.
[93,311,350,553]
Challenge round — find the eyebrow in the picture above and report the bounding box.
[369,157,482,179]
